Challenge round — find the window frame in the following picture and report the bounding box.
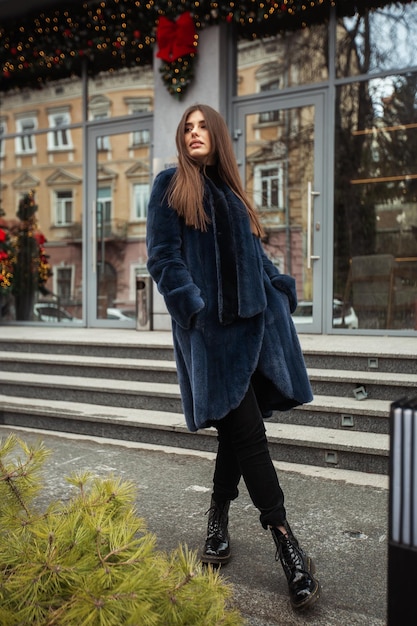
[47,110,73,151]
[97,186,113,232]
[132,182,149,221]
[0,119,6,158]
[54,189,74,226]
[54,265,75,304]
[253,162,285,211]
[15,116,37,155]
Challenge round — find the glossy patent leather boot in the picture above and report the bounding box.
[201,497,231,566]
[271,521,320,610]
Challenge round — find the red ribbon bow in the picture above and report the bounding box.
[156,12,196,63]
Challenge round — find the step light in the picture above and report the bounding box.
[341,414,354,427]
[353,385,368,400]
[325,450,338,464]
[368,357,379,369]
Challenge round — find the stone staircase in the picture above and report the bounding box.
[1,328,416,476]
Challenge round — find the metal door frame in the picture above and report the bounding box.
[85,115,153,327]
[233,90,329,333]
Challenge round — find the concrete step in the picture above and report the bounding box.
[303,351,417,375]
[0,368,396,434]
[299,334,417,374]
[0,339,175,361]
[0,366,394,428]
[1,331,415,373]
[2,351,414,404]
[1,372,183,413]
[308,367,417,401]
[0,395,389,475]
[273,394,391,434]
[0,351,178,384]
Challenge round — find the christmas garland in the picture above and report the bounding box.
[0,0,412,97]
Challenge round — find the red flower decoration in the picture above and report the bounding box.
[35,232,46,245]
[0,229,6,242]
[156,12,196,63]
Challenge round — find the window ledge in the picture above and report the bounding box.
[47,147,74,154]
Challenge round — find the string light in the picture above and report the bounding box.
[0,0,400,96]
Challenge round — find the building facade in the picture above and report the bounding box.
[0,1,416,335]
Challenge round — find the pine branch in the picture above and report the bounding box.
[0,434,51,521]
[0,457,31,516]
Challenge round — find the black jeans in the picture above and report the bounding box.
[212,383,286,529]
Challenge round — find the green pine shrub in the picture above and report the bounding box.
[0,434,244,625]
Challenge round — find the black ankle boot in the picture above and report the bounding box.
[201,497,231,566]
[271,521,320,610]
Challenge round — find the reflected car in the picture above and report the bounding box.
[34,303,81,323]
[292,301,313,324]
[291,299,358,328]
[106,307,136,321]
[332,298,358,328]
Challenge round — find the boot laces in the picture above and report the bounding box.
[205,505,227,539]
[276,535,308,575]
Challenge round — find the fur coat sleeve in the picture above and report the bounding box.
[146,169,206,330]
[146,168,313,432]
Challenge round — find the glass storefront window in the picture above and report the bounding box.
[237,24,328,97]
[337,4,417,78]
[0,121,84,323]
[333,72,417,330]
[1,74,85,323]
[0,63,154,324]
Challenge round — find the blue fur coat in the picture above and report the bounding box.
[146,167,313,432]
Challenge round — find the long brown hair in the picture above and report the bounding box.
[167,104,264,237]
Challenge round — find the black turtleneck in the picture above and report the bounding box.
[204,165,239,325]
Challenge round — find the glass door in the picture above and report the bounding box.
[234,93,326,332]
[86,117,152,327]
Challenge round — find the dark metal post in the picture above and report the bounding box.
[388,396,417,623]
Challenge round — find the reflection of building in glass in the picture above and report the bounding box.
[237,30,321,300]
[0,67,153,320]
[244,107,315,300]
[335,69,417,329]
[237,26,328,97]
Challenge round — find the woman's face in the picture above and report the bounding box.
[184,110,215,165]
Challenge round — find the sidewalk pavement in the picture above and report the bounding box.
[0,425,388,626]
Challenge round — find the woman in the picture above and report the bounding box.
[146,104,320,611]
